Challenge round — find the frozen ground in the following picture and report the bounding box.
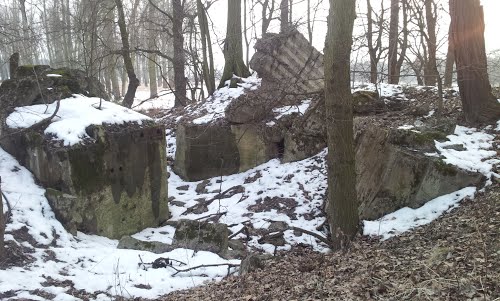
[1,80,499,300]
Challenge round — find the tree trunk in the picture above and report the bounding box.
[9,52,19,79]
[395,0,408,83]
[172,0,187,106]
[324,0,358,250]
[148,3,158,98]
[444,24,455,88]
[449,0,500,124]
[219,0,251,88]
[115,0,140,108]
[261,0,274,36]
[388,0,399,84]
[280,0,289,32]
[198,0,216,95]
[307,0,312,44]
[424,0,438,86]
[0,177,4,258]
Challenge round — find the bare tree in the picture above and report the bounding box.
[449,0,500,124]
[324,0,358,250]
[172,0,187,106]
[115,0,140,108]
[219,0,251,88]
[365,0,385,84]
[147,3,158,98]
[424,0,438,86]
[444,23,454,87]
[387,0,399,84]
[259,0,276,36]
[280,0,289,32]
[198,0,216,95]
[0,178,4,258]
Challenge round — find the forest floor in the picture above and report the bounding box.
[153,184,500,301]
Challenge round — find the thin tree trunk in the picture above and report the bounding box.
[324,0,358,250]
[280,0,289,32]
[449,0,500,124]
[307,0,312,44]
[0,177,4,258]
[172,0,187,106]
[115,0,140,108]
[388,0,399,84]
[148,3,158,98]
[444,24,455,87]
[219,0,251,88]
[395,0,408,83]
[19,0,33,64]
[243,0,250,65]
[424,0,438,86]
[198,0,216,95]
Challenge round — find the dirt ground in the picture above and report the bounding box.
[151,184,500,301]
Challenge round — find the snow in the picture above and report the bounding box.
[46,74,63,78]
[273,99,312,119]
[435,125,499,180]
[167,149,329,253]
[0,148,238,300]
[352,82,406,98]
[186,75,261,124]
[363,187,477,240]
[397,124,415,130]
[2,78,500,299]
[365,122,500,240]
[133,87,175,112]
[6,95,150,146]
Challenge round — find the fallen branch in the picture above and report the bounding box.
[182,185,244,215]
[194,211,227,221]
[0,99,61,141]
[291,226,331,247]
[171,263,240,276]
[228,225,247,240]
[1,190,12,224]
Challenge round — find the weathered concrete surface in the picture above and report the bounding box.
[174,122,282,181]
[172,219,229,256]
[356,126,484,220]
[0,65,108,108]
[0,65,108,137]
[173,122,240,181]
[249,30,324,94]
[1,122,169,239]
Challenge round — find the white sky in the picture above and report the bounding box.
[482,0,500,51]
[208,0,500,67]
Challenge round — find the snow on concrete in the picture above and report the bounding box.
[273,99,312,120]
[188,75,261,124]
[365,122,500,240]
[435,125,500,180]
[363,187,477,240]
[6,95,150,146]
[0,148,238,300]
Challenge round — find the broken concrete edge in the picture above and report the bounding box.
[1,120,170,239]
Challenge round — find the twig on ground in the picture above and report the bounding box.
[194,211,227,221]
[170,263,240,276]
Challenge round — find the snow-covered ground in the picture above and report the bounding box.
[1,81,499,300]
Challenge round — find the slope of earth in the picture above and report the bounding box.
[153,184,500,301]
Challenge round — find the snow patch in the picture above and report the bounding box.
[363,187,476,240]
[7,95,150,146]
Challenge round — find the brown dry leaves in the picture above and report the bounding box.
[144,185,500,301]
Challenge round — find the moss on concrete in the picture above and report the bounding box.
[68,145,105,195]
[433,159,458,177]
